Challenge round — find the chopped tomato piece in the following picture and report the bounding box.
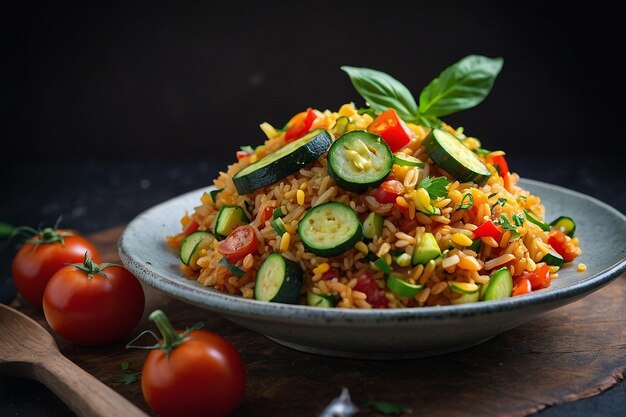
[259,206,275,227]
[490,154,511,190]
[367,108,413,152]
[547,229,579,262]
[182,220,200,236]
[473,221,502,240]
[321,268,340,281]
[512,277,532,296]
[218,225,259,264]
[354,270,388,308]
[522,262,551,290]
[374,180,405,204]
[236,150,253,160]
[285,108,317,142]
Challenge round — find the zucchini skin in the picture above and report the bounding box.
[423,129,490,186]
[233,129,332,195]
[254,253,303,304]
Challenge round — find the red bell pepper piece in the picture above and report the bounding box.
[367,108,413,152]
[473,221,502,240]
[285,108,317,142]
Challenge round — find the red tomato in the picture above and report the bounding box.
[490,154,511,190]
[259,206,275,227]
[182,220,200,236]
[218,225,259,264]
[374,180,404,204]
[512,277,532,296]
[354,270,388,308]
[12,229,101,308]
[472,221,503,240]
[522,262,551,290]
[141,310,245,417]
[367,108,412,152]
[547,230,579,262]
[43,257,144,345]
[284,108,317,142]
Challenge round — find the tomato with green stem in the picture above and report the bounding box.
[42,254,144,345]
[137,310,245,417]
[12,226,101,308]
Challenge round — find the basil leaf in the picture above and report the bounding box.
[418,55,503,117]
[341,66,418,123]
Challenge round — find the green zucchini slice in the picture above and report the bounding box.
[482,267,513,301]
[297,202,363,257]
[362,212,384,240]
[327,130,393,192]
[179,231,215,267]
[254,253,303,304]
[306,291,338,307]
[550,216,576,237]
[233,129,332,195]
[387,275,423,297]
[412,232,441,265]
[541,249,564,269]
[423,128,490,185]
[215,205,249,239]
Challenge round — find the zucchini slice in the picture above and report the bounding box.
[215,205,249,239]
[550,216,576,237]
[306,291,338,307]
[451,290,480,305]
[387,275,423,297]
[233,129,332,195]
[327,130,393,192]
[254,253,303,304]
[449,281,480,294]
[482,267,513,301]
[541,248,564,269]
[524,209,550,231]
[423,128,490,185]
[412,232,441,265]
[297,202,363,257]
[179,231,215,267]
[393,154,424,167]
[362,212,384,240]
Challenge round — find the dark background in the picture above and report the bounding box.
[1,2,625,416]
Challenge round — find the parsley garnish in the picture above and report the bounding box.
[512,212,524,227]
[499,215,521,240]
[418,176,449,199]
[459,193,474,210]
[113,362,141,385]
[496,198,507,207]
[365,399,411,415]
[487,192,498,199]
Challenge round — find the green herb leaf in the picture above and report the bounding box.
[209,188,224,203]
[113,371,141,385]
[499,215,521,240]
[496,198,507,207]
[418,176,449,199]
[419,55,503,118]
[341,66,419,123]
[475,148,491,156]
[512,213,524,227]
[121,362,130,371]
[459,193,474,210]
[374,257,392,274]
[365,399,410,415]
[487,193,498,199]
[218,257,245,277]
[357,107,378,118]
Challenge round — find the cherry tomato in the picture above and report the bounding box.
[141,310,245,417]
[284,108,317,142]
[218,225,259,264]
[489,154,511,190]
[472,221,503,240]
[547,229,580,262]
[12,228,101,308]
[374,180,405,204]
[512,277,532,296]
[43,256,144,345]
[522,262,551,290]
[367,108,413,152]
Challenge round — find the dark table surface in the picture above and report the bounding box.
[1,155,624,416]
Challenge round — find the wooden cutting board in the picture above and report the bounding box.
[12,226,626,417]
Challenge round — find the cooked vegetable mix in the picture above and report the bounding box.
[167,57,581,308]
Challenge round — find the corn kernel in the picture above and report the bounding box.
[297,189,305,205]
[313,263,330,275]
[577,263,587,272]
[458,256,482,271]
[354,241,369,255]
[452,233,473,247]
[280,232,291,251]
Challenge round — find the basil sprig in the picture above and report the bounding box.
[342,55,503,127]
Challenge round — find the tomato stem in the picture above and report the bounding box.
[68,252,120,279]
[149,310,183,356]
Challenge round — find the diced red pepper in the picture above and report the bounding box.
[367,108,413,152]
[473,221,502,240]
[490,154,511,191]
[236,150,253,160]
[182,220,199,236]
[259,206,275,228]
[321,268,340,281]
[285,108,317,142]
